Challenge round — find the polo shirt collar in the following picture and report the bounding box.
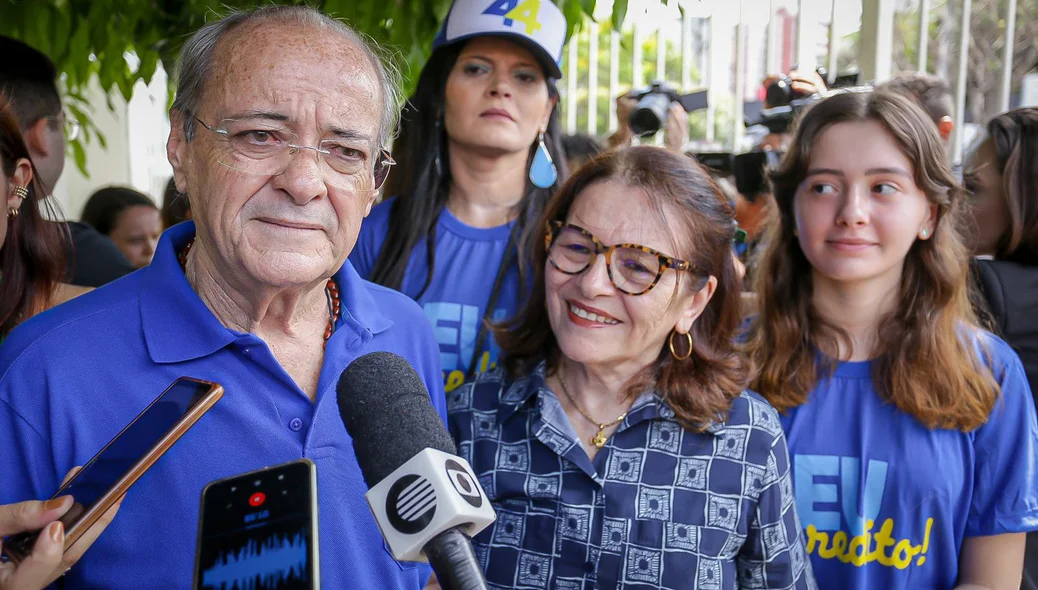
[141,222,392,364]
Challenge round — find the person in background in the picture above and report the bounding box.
[750,90,1038,589]
[561,132,604,172]
[962,107,1038,590]
[876,72,955,151]
[964,108,1038,390]
[0,36,135,287]
[449,146,814,589]
[0,6,445,589]
[351,0,569,392]
[607,90,689,152]
[161,177,191,229]
[0,95,87,340]
[81,186,162,268]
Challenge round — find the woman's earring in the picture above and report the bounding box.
[668,330,693,361]
[920,228,929,239]
[529,130,557,189]
[8,185,27,218]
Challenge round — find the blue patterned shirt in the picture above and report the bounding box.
[447,362,816,590]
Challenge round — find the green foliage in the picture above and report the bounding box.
[0,0,631,173]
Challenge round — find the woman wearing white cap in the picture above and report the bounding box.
[350,0,569,392]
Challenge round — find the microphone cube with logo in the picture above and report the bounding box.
[365,448,495,562]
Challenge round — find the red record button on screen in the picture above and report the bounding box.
[249,492,266,507]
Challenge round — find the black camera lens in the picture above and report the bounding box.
[766,77,794,108]
[630,93,671,137]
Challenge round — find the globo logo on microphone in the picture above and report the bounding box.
[365,448,496,562]
[445,459,483,508]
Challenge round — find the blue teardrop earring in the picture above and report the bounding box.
[529,130,557,189]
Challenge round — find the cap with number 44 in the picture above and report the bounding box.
[433,0,567,79]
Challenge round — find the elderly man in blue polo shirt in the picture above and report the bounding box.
[0,6,444,589]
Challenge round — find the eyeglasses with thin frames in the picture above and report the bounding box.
[545,220,701,296]
[193,116,395,191]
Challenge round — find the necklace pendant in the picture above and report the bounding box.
[591,430,608,448]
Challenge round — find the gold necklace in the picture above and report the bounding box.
[556,368,628,449]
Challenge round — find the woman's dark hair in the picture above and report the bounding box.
[750,90,998,431]
[497,146,750,432]
[161,177,191,229]
[81,186,157,236]
[0,93,66,339]
[978,107,1038,264]
[370,41,568,297]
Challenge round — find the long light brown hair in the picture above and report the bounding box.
[750,90,998,431]
[496,146,750,432]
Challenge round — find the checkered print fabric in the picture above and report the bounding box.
[447,362,816,590]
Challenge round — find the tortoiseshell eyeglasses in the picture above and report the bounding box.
[545,221,701,295]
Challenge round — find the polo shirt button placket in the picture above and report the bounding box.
[289,417,304,432]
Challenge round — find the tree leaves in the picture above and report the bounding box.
[611,0,628,32]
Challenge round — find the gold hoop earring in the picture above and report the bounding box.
[669,331,693,361]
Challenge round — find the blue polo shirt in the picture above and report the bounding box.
[0,222,446,590]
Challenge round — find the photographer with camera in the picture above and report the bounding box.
[607,83,698,153]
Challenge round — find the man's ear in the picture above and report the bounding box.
[167,110,190,194]
[938,116,954,142]
[22,118,51,160]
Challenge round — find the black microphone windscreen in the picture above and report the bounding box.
[336,351,457,488]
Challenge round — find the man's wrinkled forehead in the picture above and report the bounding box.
[202,20,382,128]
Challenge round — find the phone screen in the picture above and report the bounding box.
[1,378,218,563]
[52,379,214,527]
[196,460,316,590]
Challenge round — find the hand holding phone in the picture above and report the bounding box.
[1,377,223,568]
[0,469,122,590]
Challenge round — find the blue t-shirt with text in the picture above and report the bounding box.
[352,198,525,392]
[780,333,1038,589]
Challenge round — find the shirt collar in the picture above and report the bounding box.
[140,222,392,364]
[495,360,725,435]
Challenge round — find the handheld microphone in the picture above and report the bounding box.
[336,352,494,590]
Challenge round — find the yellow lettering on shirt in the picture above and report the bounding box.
[443,352,497,393]
[805,517,934,570]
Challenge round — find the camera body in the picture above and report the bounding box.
[629,81,708,137]
[693,150,783,201]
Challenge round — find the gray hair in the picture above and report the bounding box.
[170,5,402,147]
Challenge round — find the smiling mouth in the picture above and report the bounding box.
[568,302,620,325]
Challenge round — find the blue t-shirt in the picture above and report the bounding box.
[780,334,1038,589]
[0,222,447,590]
[352,198,524,391]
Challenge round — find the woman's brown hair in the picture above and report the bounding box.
[496,146,751,432]
[0,93,66,339]
[976,107,1038,265]
[750,90,998,431]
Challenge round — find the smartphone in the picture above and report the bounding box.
[193,459,320,590]
[2,377,224,563]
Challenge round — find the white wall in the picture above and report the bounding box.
[51,62,172,221]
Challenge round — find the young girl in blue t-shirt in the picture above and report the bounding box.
[749,90,1038,589]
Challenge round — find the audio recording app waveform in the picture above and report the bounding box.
[201,530,309,590]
